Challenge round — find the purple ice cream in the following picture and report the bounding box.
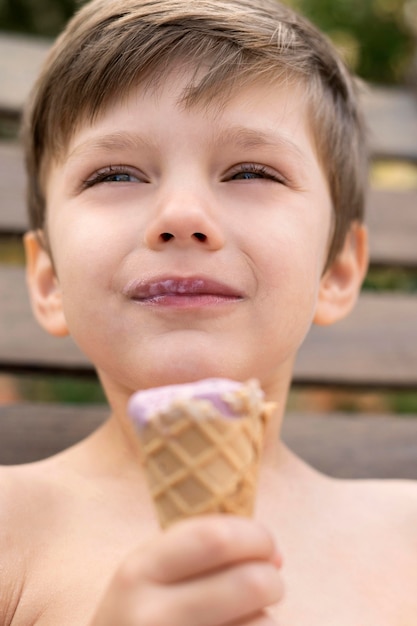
[128,378,254,426]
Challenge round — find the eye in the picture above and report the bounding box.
[228,163,285,183]
[82,165,144,188]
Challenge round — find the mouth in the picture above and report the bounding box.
[123,276,244,308]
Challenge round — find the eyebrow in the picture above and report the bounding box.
[212,125,309,163]
[66,131,158,162]
[65,125,309,165]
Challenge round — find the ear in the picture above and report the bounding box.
[24,231,69,337]
[313,222,369,326]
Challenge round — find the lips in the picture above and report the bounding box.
[123,276,243,306]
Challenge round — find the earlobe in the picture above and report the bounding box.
[24,231,69,337]
[313,223,369,326]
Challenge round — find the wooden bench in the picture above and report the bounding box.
[1,33,416,476]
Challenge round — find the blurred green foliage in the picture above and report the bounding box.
[363,268,417,292]
[17,374,107,404]
[0,235,25,265]
[291,0,416,83]
[0,0,416,84]
[0,0,76,36]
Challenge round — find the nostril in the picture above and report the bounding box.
[159,232,208,243]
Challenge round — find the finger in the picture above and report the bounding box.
[159,560,284,626]
[223,612,277,626]
[139,515,282,583]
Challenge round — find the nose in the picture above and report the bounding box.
[144,189,225,251]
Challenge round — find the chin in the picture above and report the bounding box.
[143,353,247,388]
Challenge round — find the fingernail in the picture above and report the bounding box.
[272,549,283,569]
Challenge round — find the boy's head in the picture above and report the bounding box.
[23,0,368,268]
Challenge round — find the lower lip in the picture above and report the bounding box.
[132,294,242,308]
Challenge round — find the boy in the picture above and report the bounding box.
[1,0,416,623]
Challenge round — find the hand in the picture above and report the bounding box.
[90,515,284,625]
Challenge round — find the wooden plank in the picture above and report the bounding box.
[366,189,417,268]
[0,266,416,388]
[0,33,50,117]
[1,402,416,478]
[1,140,417,267]
[281,412,417,479]
[0,403,106,464]
[0,142,26,233]
[1,33,417,160]
[361,86,417,162]
[294,292,417,389]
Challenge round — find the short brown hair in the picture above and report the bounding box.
[23,0,368,266]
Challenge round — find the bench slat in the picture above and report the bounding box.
[281,412,417,479]
[361,86,417,162]
[366,189,417,268]
[1,402,416,478]
[0,403,106,464]
[294,292,417,389]
[1,266,416,388]
[0,33,50,117]
[0,142,26,233]
[1,140,417,267]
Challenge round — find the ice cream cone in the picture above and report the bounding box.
[129,379,274,529]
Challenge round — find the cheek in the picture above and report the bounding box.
[51,203,129,274]
[48,221,120,328]
[250,211,329,341]
[255,217,327,287]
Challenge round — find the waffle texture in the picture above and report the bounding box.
[135,382,273,528]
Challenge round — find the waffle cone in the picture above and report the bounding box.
[136,391,273,529]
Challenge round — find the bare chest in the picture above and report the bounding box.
[8,498,155,626]
[12,545,411,626]
[269,578,399,626]
[269,541,415,626]
[10,538,125,626]
[8,499,416,626]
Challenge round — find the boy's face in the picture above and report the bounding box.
[35,71,335,399]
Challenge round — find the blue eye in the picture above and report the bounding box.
[230,164,283,183]
[104,172,135,183]
[83,166,142,188]
[233,170,265,180]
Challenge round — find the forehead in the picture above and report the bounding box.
[62,68,315,161]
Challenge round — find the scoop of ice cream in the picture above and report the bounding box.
[128,378,260,426]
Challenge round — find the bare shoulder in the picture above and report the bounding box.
[341,477,417,534]
[362,478,417,520]
[379,479,417,542]
[342,478,417,581]
[0,460,50,523]
[0,460,63,624]
[0,463,35,552]
[0,464,36,624]
[318,476,417,619]
[367,479,417,605]
[0,457,72,542]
